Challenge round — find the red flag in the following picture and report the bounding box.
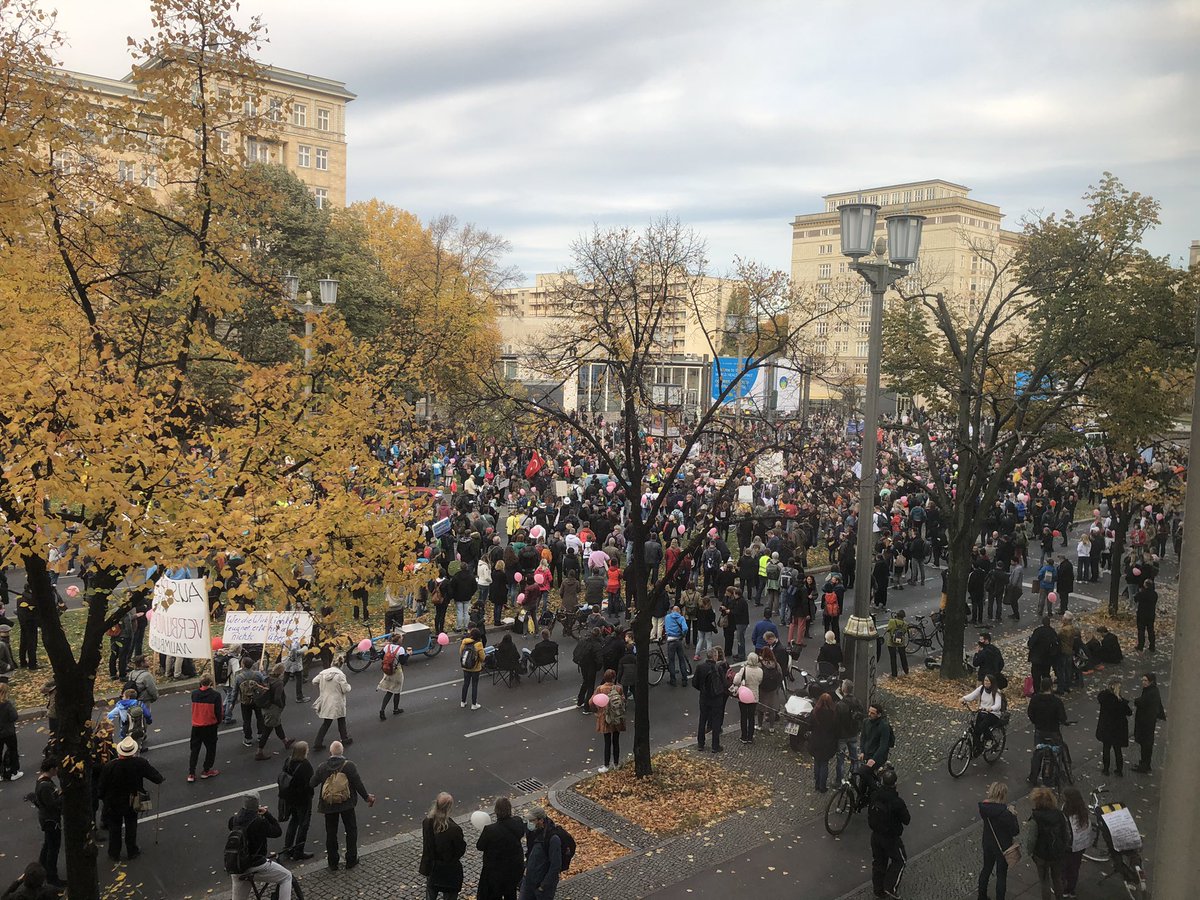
[524,451,545,480]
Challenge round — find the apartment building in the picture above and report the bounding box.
[790,179,1021,402]
[51,57,354,208]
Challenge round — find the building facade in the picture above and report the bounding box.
[53,59,354,208]
[790,179,1021,402]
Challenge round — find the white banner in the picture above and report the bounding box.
[148,577,212,660]
[222,611,314,646]
[755,451,785,481]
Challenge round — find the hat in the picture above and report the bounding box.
[115,736,139,757]
[242,790,261,810]
[0,624,11,634]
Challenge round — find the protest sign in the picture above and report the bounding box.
[222,611,314,646]
[148,577,212,659]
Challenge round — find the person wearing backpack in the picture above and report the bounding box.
[1023,786,1070,899]
[834,680,866,784]
[254,664,293,761]
[866,767,910,899]
[278,741,315,861]
[311,661,352,750]
[309,740,375,870]
[821,573,844,643]
[591,669,626,772]
[520,808,565,900]
[419,792,467,899]
[460,627,485,710]
[233,656,267,749]
[225,792,292,900]
[126,655,159,708]
[98,736,164,862]
[376,639,409,721]
[884,610,909,677]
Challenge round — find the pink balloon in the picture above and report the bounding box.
[437,632,450,646]
[737,686,754,704]
[677,501,683,508]
[357,638,373,653]
[1132,568,1141,577]
[1156,513,1164,521]
[591,692,610,709]
[65,585,80,598]
[677,525,686,535]
[1046,592,1058,604]
[517,592,526,604]
[708,528,718,538]
[606,482,616,494]
[514,571,523,583]
[534,573,545,586]
[927,482,936,490]
[144,609,153,621]
[211,637,224,652]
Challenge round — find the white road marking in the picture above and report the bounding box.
[138,782,278,823]
[400,677,463,695]
[148,727,241,750]
[464,705,579,738]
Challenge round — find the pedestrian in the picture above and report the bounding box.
[834,680,866,783]
[311,659,352,750]
[692,647,728,753]
[756,647,784,734]
[519,808,563,900]
[310,739,375,870]
[592,669,626,772]
[1095,676,1131,777]
[98,736,164,862]
[0,862,58,900]
[572,627,602,710]
[1023,787,1070,900]
[816,630,843,677]
[1133,577,1158,652]
[1061,786,1090,898]
[1131,672,1166,773]
[376,637,409,721]
[867,767,910,899]
[126,654,159,713]
[1055,555,1074,615]
[692,595,716,660]
[731,652,763,743]
[226,792,293,900]
[476,797,525,900]
[809,692,837,793]
[233,656,267,749]
[460,627,485,710]
[255,664,292,761]
[663,604,690,686]
[278,741,315,861]
[281,636,309,703]
[977,781,1019,900]
[822,573,844,641]
[15,587,39,669]
[1026,616,1059,690]
[0,682,22,782]
[0,625,15,675]
[32,758,64,889]
[884,610,909,677]
[214,644,238,724]
[420,792,466,899]
[187,673,223,783]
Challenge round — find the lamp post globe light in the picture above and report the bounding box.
[836,204,925,708]
[284,272,339,389]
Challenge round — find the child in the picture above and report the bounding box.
[105,688,152,747]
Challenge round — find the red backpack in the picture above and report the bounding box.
[823,591,840,617]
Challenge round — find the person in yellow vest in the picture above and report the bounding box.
[505,511,521,538]
[756,550,770,608]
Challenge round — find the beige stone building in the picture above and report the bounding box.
[52,59,354,208]
[790,179,1021,402]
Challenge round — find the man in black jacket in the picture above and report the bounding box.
[227,792,292,900]
[971,633,1004,685]
[476,796,525,900]
[1027,616,1059,688]
[98,736,165,862]
[967,561,987,625]
[868,767,910,899]
[1055,555,1074,615]
[692,648,727,753]
[1026,677,1068,784]
[33,758,64,889]
[573,628,603,710]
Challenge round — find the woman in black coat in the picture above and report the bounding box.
[1134,579,1158,652]
[809,692,838,793]
[420,793,467,899]
[1095,677,1132,777]
[279,741,316,860]
[476,797,525,900]
[1132,672,1166,773]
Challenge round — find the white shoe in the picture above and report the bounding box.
[471,703,482,710]
[598,766,608,773]
[10,771,23,780]
[460,701,466,708]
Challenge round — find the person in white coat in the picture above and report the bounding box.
[961,673,1005,751]
[476,558,493,608]
[312,662,352,750]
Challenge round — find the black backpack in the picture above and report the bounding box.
[223,823,253,874]
[553,823,577,871]
[867,793,892,833]
[1034,811,1070,861]
[213,654,231,685]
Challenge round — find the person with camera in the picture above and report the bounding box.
[226,791,292,900]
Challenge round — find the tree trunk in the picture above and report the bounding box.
[939,524,975,679]
[626,514,655,778]
[1107,509,1129,616]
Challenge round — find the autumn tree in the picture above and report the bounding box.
[880,175,1196,678]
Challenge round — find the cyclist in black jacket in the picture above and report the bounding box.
[1026,677,1068,783]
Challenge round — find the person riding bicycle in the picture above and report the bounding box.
[1026,676,1069,784]
[961,674,1005,752]
[858,702,894,799]
[226,791,293,900]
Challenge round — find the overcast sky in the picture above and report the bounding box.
[46,0,1200,281]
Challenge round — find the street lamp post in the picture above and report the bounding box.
[284,272,339,394]
[838,203,924,707]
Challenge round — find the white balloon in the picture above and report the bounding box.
[470,810,492,830]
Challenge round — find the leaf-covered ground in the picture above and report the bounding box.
[574,749,772,836]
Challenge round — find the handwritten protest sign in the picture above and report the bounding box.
[223,611,314,646]
[148,577,212,659]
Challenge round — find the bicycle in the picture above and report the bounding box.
[647,643,668,686]
[1032,730,1074,793]
[1081,786,1148,898]
[905,610,943,651]
[947,708,1007,777]
[824,762,890,835]
[346,620,442,673]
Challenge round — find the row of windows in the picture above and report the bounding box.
[116,160,157,188]
[295,145,329,170]
[826,187,945,211]
[244,98,334,131]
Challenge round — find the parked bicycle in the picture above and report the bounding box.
[646,643,669,686]
[947,709,1007,777]
[1082,786,1148,898]
[905,610,943,652]
[1032,727,1074,792]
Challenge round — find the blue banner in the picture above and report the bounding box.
[711,357,758,404]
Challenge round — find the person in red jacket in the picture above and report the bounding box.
[188,674,223,783]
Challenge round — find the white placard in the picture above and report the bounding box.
[148,577,212,660]
[755,451,785,481]
[222,611,314,646]
[737,485,754,504]
[1101,806,1142,852]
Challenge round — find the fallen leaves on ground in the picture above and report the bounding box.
[574,749,771,836]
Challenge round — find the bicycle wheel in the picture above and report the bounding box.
[906,625,927,650]
[982,726,1006,764]
[1082,824,1111,863]
[947,735,972,778]
[648,651,665,686]
[933,624,944,649]
[824,784,855,835]
[345,644,374,673]
[425,640,442,658]
[1060,752,1074,785]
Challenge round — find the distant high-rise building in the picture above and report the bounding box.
[1190,240,1199,269]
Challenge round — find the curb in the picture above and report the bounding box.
[16,675,204,723]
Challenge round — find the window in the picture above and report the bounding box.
[243,98,258,117]
[856,340,869,356]
[297,145,311,167]
[314,187,329,209]
[834,321,848,334]
[818,263,831,279]
[315,148,328,170]
[817,301,831,315]
[117,160,135,184]
[859,300,870,317]
[855,362,868,376]
[815,340,827,355]
[500,358,518,380]
[246,139,271,162]
[268,98,283,122]
[218,88,232,111]
[837,341,849,353]
[815,322,828,337]
[817,283,831,297]
[141,164,158,189]
[219,130,231,154]
[317,108,330,131]
[857,321,870,336]
[839,262,847,273]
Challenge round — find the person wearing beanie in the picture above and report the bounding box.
[228,790,292,900]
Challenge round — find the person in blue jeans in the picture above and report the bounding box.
[663,605,691,685]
